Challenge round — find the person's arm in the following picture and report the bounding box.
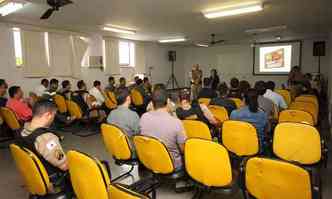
[176,121,187,154]
[200,104,219,125]
[278,95,288,110]
[131,113,141,135]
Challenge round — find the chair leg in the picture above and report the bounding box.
[111,165,135,182]
[192,188,203,199]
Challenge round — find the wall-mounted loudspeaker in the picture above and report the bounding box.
[313,41,325,57]
[168,51,176,62]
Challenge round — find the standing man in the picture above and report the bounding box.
[191,64,202,100]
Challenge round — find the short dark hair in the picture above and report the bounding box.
[93,80,101,87]
[116,89,130,105]
[50,78,59,85]
[153,83,166,91]
[8,86,20,98]
[136,79,143,86]
[41,79,48,85]
[230,78,239,88]
[244,89,259,113]
[265,81,275,91]
[152,89,168,109]
[143,77,149,83]
[120,77,126,82]
[239,80,251,94]
[254,81,266,96]
[0,79,7,88]
[77,80,85,89]
[32,100,57,117]
[179,89,191,102]
[218,82,228,96]
[108,76,114,82]
[61,80,70,88]
[203,77,211,87]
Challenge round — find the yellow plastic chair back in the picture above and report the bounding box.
[133,135,174,174]
[208,105,229,123]
[0,107,21,130]
[10,144,51,196]
[198,98,211,106]
[67,150,111,199]
[290,101,317,125]
[66,100,83,119]
[275,89,292,106]
[131,89,144,106]
[229,98,243,109]
[182,120,212,140]
[295,95,319,110]
[245,157,311,199]
[53,94,67,114]
[185,139,232,187]
[273,123,321,165]
[222,120,259,157]
[279,110,314,126]
[109,183,148,199]
[101,123,132,161]
[105,92,117,109]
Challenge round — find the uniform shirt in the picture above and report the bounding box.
[140,110,187,169]
[6,98,32,122]
[35,85,47,97]
[264,89,288,110]
[89,87,105,106]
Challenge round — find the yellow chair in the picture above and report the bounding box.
[279,109,314,126]
[10,144,65,198]
[101,123,137,181]
[53,94,68,114]
[0,107,21,131]
[295,95,319,110]
[131,89,144,106]
[222,120,259,157]
[229,98,243,109]
[243,157,315,199]
[208,105,229,123]
[290,101,318,125]
[275,89,292,106]
[184,139,233,197]
[198,98,211,106]
[67,150,148,199]
[273,123,322,165]
[105,91,117,109]
[182,120,212,140]
[66,100,83,119]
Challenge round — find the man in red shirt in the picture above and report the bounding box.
[6,86,32,122]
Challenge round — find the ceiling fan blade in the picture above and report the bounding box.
[40,8,55,19]
[59,0,73,7]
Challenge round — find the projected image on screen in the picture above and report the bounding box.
[259,45,292,72]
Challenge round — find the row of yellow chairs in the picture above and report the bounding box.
[199,97,243,109]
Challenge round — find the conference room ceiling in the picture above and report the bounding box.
[1,0,331,43]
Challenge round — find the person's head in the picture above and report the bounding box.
[8,86,23,99]
[179,89,191,104]
[153,83,166,92]
[93,80,101,90]
[77,80,86,91]
[218,82,228,97]
[254,81,266,96]
[152,89,168,110]
[193,64,200,70]
[116,89,131,106]
[143,77,149,84]
[0,79,8,97]
[134,76,140,82]
[108,76,115,85]
[244,89,259,113]
[291,66,301,73]
[32,100,57,127]
[230,78,239,89]
[49,79,59,91]
[41,79,49,88]
[210,69,217,77]
[239,80,251,94]
[61,80,71,90]
[136,79,143,86]
[119,77,126,87]
[203,77,211,88]
[304,73,312,81]
[265,81,276,91]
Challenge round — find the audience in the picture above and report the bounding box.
[34,79,49,97]
[43,78,59,99]
[6,86,32,122]
[230,89,268,152]
[209,69,220,90]
[89,80,105,106]
[140,89,187,170]
[143,77,152,95]
[198,77,217,99]
[107,89,140,137]
[254,81,274,118]
[210,82,237,115]
[72,80,91,115]
[228,77,241,98]
[264,81,288,110]
[105,76,116,93]
[58,80,72,99]
[239,80,251,98]
[0,79,8,107]
[117,77,128,93]
[134,78,151,105]
[176,89,219,128]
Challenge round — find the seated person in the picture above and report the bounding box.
[6,86,32,122]
[143,77,152,95]
[105,76,116,93]
[107,89,140,137]
[34,79,49,97]
[42,78,59,99]
[58,80,72,99]
[210,82,237,115]
[230,89,268,152]
[117,77,128,93]
[140,89,187,170]
[134,78,151,105]
[228,77,241,98]
[254,81,274,119]
[198,77,217,99]
[17,100,72,195]
[264,81,288,110]
[176,89,219,128]
[89,80,106,107]
[0,79,8,107]
[239,80,251,98]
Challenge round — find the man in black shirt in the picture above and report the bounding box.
[0,79,8,107]
[210,82,237,115]
[198,78,217,99]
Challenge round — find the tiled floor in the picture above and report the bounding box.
[1,129,331,199]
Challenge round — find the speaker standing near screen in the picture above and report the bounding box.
[313,41,325,73]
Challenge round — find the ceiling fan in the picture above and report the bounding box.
[196,34,225,47]
[40,0,73,20]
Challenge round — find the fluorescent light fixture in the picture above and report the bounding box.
[245,25,287,34]
[196,43,209,47]
[103,25,136,34]
[202,1,263,19]
[158,38,186,43]
[0,2,24,16]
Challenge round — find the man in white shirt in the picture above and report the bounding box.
[89,80,105,106]
[34,79,49,97]
[264,81,288,110]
